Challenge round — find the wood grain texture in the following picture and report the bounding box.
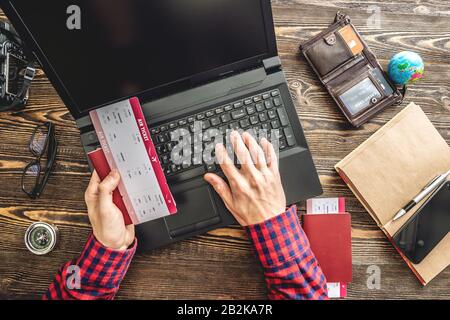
[0,1,449,300]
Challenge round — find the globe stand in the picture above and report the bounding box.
[399,85,407,99]
[393,85,408,106]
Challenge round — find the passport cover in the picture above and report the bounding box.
[303,213,352,282]
[306,197,349,298]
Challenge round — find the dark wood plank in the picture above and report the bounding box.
[0,1,449,299]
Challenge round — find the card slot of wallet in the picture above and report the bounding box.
[331,68,389,118]
[330,65,373,95]
[322,54,366,84]
[303,31,354,78]
[334,68,388,101]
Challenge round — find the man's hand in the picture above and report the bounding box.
[204,131,287,226]
[84,170,135,251]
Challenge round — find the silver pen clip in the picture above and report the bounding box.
[424,174,441,189]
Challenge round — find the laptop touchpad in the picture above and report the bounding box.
[164,184,220,237]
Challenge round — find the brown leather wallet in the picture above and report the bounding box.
[300,12,403,127]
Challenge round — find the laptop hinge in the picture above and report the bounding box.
[76,115,93,131]
[263,56,282,74]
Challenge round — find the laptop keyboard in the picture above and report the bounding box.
[149,89,297,181]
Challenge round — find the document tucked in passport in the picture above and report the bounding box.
[88,97,177,225]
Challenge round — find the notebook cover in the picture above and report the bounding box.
[335,102,450,285]
[303,213,352,282]
[88,148,133,226]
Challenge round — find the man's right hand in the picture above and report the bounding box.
[204,131,287,226]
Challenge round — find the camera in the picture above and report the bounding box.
[0,20,36,112]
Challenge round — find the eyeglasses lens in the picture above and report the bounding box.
[23,163,41,194]
[31,125,49,156]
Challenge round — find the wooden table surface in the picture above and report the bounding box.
[1,0,449,300]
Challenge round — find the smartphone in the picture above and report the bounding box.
[393,181,450,264]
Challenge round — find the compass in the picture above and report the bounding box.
[24,222,58,255]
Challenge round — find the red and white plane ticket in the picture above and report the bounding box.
[89,97,176,225]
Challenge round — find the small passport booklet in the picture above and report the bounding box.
[88,97,177,225]
[306,197,352,298]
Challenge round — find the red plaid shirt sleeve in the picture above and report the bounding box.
[43,233,136,300]
[245,205,329,300]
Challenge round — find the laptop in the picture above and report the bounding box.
[1,0,323,251]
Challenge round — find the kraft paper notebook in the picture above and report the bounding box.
[335,103,450,285]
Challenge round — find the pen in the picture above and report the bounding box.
[393,170,450,221]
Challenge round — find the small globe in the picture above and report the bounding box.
[388,51,424,86]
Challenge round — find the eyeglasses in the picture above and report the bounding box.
[22,122,57,199]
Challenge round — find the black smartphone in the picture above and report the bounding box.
[393,181,450,264]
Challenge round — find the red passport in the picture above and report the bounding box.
[303,213,352,282]
[88,148,133,225]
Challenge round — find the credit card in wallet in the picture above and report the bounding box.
[89,97,177,225]
[339,25,364,56]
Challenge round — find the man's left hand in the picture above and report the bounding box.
[84,170,135,251]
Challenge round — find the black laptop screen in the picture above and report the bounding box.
[10,0,271,113]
